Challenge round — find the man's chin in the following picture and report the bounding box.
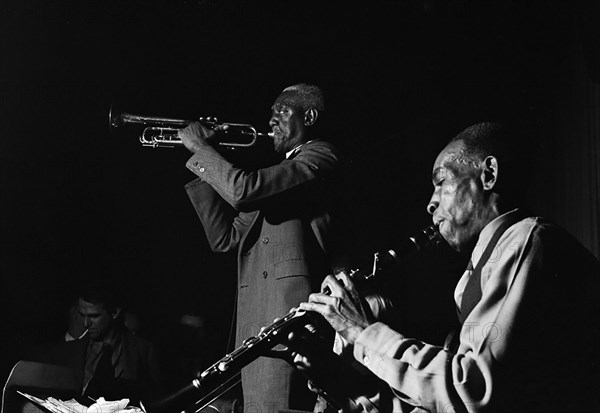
[273,143,287,154]
[271,139,281,151]
[440,230,464,252]
[446,234,478,254]
[445,238,463,252]
[88,331,102,341]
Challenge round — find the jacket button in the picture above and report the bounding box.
[262,271,268,278]
[262,237,269,244]
[199,167,205,173]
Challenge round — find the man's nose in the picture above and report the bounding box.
[427,196,438,215]
[269,115,277,128]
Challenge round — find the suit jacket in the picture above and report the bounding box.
[185,139,339,411]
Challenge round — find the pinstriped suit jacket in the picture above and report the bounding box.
[184,139,339,411]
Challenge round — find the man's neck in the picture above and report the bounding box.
[481,193,503,226]
[461,198,502,255]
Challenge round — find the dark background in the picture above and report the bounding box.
[1,0,599,391]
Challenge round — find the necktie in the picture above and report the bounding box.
[83,342,114,396]
[446,261,474,350]
[95,344,114,378]
[458,209,529,324]
[457,259,478,324]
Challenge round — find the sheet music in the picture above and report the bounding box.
[16,392,142,413]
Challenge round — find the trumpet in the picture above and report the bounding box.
[109,108,274,149]
[141,225,440,413]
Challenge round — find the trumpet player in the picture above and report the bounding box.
[179,84,340,412]
[295,122,600,412]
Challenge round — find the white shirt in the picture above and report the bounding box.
[286,140,314,159]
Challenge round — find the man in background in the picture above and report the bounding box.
[39,279,162,403]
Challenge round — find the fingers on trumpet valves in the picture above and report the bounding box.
[199,116,218,126]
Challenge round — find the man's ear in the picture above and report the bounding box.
[112,307,122,320]
[304,108,318,126]
[481,155,499,191]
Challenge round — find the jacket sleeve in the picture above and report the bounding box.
[184,178,257,253]
[351,220,557,413]
[184,140,339,210]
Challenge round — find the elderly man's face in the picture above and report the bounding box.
[78,298,117,341]
[427,140,488,252]
[269,93,307,154]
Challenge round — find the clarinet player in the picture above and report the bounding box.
[295,122,600,413]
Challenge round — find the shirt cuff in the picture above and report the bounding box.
[353,322,405,375]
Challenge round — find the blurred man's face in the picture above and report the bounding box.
[67,303,86,339]
[269,92,308,154]
[78,298,116,341]
[427,140,488,252]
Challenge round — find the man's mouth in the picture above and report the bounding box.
[434,219,446,235]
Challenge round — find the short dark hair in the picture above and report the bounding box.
[278,83,326,112]
[451,122,510,164]
[450,121,529,200]
[79,277,121,313]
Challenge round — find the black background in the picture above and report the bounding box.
[1,0,599,390]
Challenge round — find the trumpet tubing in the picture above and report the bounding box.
[109,109,273,149]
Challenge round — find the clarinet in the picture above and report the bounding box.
[141,225,440,413]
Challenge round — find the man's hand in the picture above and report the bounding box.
[299,273,374,345]
[258,310,330,368]
[178,122,216,153]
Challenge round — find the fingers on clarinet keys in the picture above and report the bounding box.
[286,322,317,344]
[293,353,312,370]
[323,269,358,295]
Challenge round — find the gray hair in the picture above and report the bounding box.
[279,83,326,112]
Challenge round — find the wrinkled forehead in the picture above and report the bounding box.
[434,141,458,166]
[273,90,303,110]
[432,140,466,178]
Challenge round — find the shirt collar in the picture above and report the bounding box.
[286,140,314,159]
[471,208,521,267]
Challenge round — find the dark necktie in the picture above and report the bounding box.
[458,209,529,325]
[457,259,478,324]
[95,343,114,379]
[83,342,115,397]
